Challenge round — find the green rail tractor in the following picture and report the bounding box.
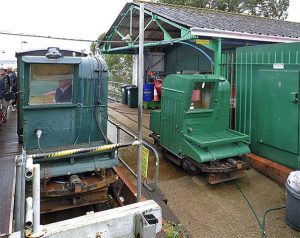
[150,74,250,184]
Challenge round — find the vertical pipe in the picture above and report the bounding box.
[234,53,237,131]
[25,197,33,229]
[239,53,242,132]
[130,7,133,38]
[244,53,248,134]
[230,53,234,129]
[14,156,22,231]
[137,3,144,202]
[32,164,40,234]
[214,38,222,75]
[249,53,253,140]
[226,53,231,127]
[116,124,120,156]
[20,155,26,238]
[25,156,33,179]
[226,53,229,80]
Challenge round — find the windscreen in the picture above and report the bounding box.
[29,64,74,105]
[190,82,215,110]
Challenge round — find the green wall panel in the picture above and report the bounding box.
[165,44,213,74]
[236,42,300,169]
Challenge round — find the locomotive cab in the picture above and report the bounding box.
[150,74,250,184]
[17,48,118,214]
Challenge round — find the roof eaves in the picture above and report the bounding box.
[191,27,300,43]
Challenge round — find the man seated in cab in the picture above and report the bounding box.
[55,79,72,103]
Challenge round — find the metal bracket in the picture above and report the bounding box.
[135,212,158,238]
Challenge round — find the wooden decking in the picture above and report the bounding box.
[0,110,21,235]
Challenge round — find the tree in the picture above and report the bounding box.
[158,0,289,19]
[104,54,133,84]
[240,0,289,19]
[90,33,106,55]
[90,33,133,84]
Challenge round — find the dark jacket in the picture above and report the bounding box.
[9,72,17,92]
[55,85,72,103]
[0,75,9,98]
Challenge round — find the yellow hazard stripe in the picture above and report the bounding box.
[34,141,139,159]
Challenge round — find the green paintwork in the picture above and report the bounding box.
[127,86,138,108]
[153,18,173,41]
[165,44,213,74]
[236,42,300,169]
[214,38,222,75]
[17,52,118,178]
[220,50,237,130]
[193,38,222,75]
[101,4,194,53]
[105,6,134,51]
[150,74,250,163]
[22,57,108,150]
[150,110,161,134]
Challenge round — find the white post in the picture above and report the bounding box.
[32,164,41,235]
[137,3,144,202]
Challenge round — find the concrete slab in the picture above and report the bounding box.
[108,102,300,238]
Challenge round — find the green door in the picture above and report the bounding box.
[255,70,299,154]
[160,90,184,155]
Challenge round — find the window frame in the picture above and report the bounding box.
[28,63,75,105]
[187,80,218,112]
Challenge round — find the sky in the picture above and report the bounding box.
[0,0,130,61]
[0,0,300,62]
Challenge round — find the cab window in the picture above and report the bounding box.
[29,64,74,105]
[190,82,215,110]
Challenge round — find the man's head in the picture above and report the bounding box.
[59,79,72,89]
[0,69,5,76]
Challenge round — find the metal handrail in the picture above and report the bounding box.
[108,118,159,192]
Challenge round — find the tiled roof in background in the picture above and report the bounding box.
[139,1,300,39]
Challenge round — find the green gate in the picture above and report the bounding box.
[222,42,300,169]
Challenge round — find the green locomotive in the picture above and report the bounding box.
[16,47,119,213]
[150,74,250,183]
